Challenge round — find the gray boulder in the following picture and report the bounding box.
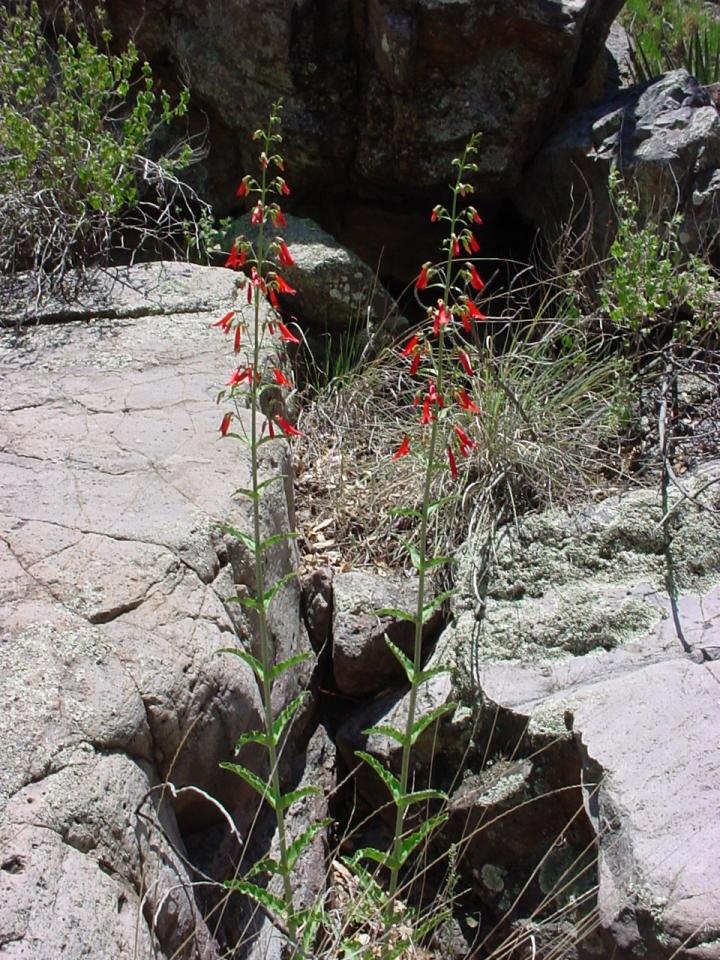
[339,475,720,959]
[0,262,311,957]
[518,69,720,255]
[63,0,622,211]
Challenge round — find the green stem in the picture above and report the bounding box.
[385,143,468,916]
[249,118,295,936]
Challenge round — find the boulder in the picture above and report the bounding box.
[332,570,443,697]
[338,475,720,959]
[59,1,622,214]
[0,262,312,957]
[518,69,720,256]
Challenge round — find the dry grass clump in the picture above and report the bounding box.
[294,299,624,576]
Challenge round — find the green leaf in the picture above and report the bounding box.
[235,729,271,750]
[277,785,321,812]
[347,846,390,869]
[223,880,287,918]
[422,589,455,624]
[355,751,401,801]
[259,531,298,553]
[272,693,307,742]
[409,703,455,745]
[218,647,266,683]
[417,665,450,685]
[362,724,408,748]
[397,788,446,810]
[426,495,455,518]
[373,606,416,624]
[384,637,415,684]
[246,855,281,878]
[227,594,262,612]
[263,572,298,607]
[286,819,332,872]
[219,762,274,809]
[388,506,422,520]
[216,523,256,553]
[268,651,311,683]
[397,813,447,867]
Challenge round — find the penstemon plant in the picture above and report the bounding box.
[348,133,486,947]
[212,100,326,953]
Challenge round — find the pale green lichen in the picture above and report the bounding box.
[481,863,506,893]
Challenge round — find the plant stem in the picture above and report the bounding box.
[249,123,295,936]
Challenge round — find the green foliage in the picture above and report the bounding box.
[620,0,720,83]
[599,169,717,343]
[0,1,204,294]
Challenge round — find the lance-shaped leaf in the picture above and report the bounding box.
[262,571,298,608]
[397,812,447,868]
[216,523,256,553]
[277,785,321,812]
[385,637,415,684]
[397,787,446,810]
[417,664,450,686]
[218,647,266,683]
[258,530,298,554]
[388,506,423,520]
[272,693,307,743]
[224,880,287,918]
[409,702,455,746]
[286,819,332,873]
[347,846,390,870]
[426,495,456,518]
[355,751,401,801]
[219,762,273,809]
[363,724,408,748]
[232,474,285,502]
[422,589,455,624]
[228,593,262,612]
[373,606,416,625]
[268,650,311,683]
[246,854,281,878]
[235,728,271,751]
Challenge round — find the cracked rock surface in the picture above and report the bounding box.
[339,478,720,959]
[0,263,310,958]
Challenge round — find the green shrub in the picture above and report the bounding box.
[620,0,720,83]
[0,1,208,302]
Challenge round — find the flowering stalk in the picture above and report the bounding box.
[352,134,486,936]
[213,101,324,952]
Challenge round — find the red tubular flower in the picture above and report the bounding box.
[460,309,472,334]
[469,265,485,292]
[247,284,253,304]
[220,412,232,436]
[226,365,252,387]
[467,232,480,254]
[401,334,420,357]
[269,288,280,309]
[272,207,287,228]
[278,320,301,344]
[472,210,483,225]
[421,397,432,425]
[225,245,247,269]
[409,351,421,376]
[452,237,460,257]
[432,301,451,337]
[251,204,264,225]
[427,381,443,408]
[234,326,242,353]
[447,446,458,479]
[416,264,430,290]
[458,349,474,377]
[273,368,292,387]
[464,297,485,319]
[236,178,249,198]
[458,388,480,413]
[278,239,295,267]
[280,181,291,196]
[275,274,296,295]
[276,415,302,437]
[454,424,477,456]
[213,310,235,332]
[430,208,439,223]
[392,436,411,460]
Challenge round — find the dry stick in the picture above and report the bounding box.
[658,348,693,655]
